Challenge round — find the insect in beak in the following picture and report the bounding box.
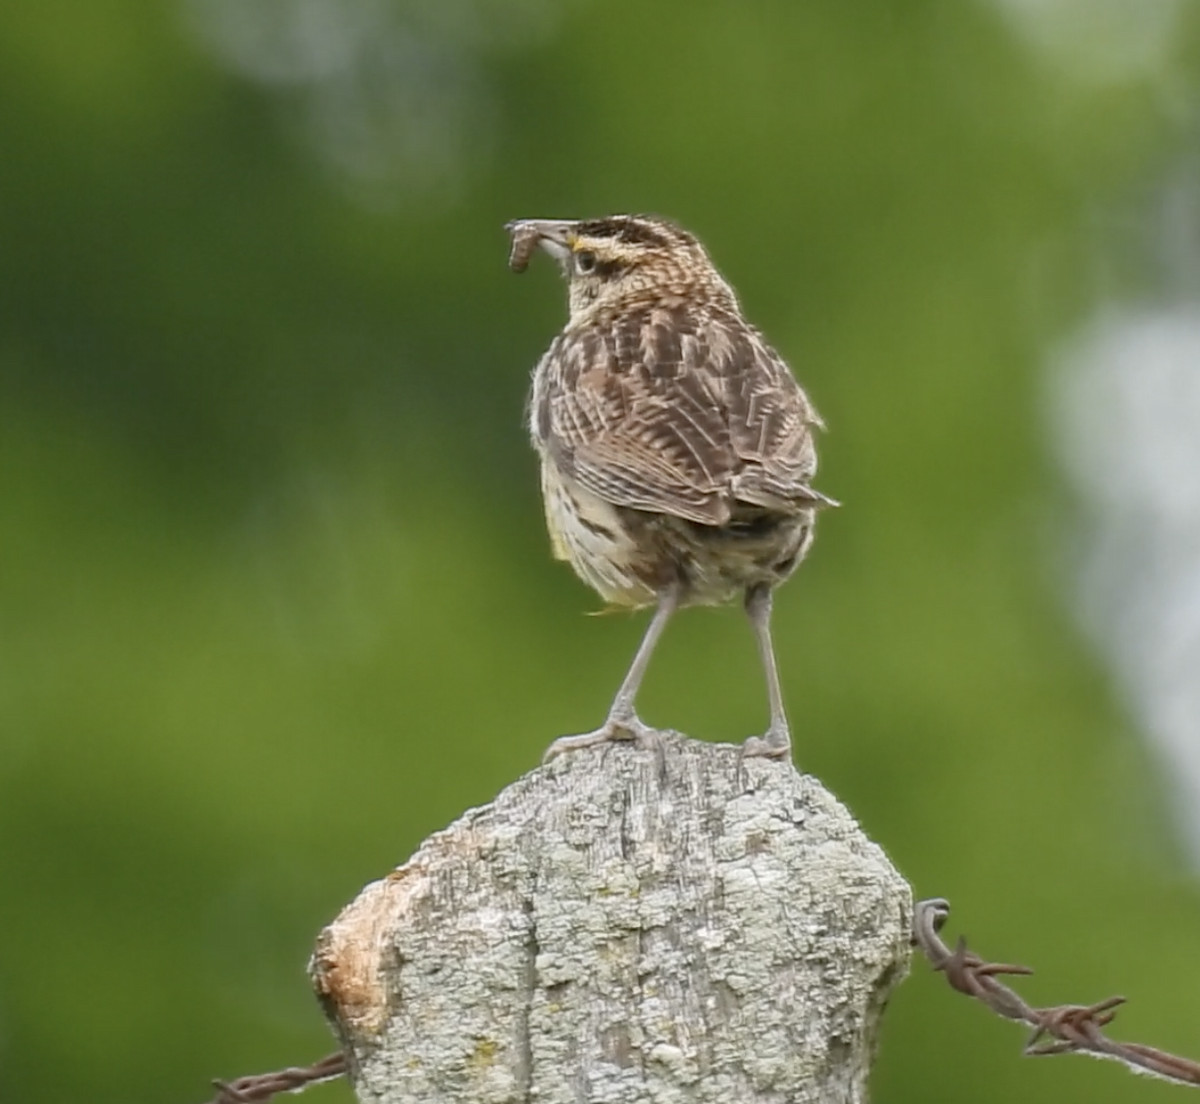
[505,219,574,272]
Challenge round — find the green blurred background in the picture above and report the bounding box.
[2,1,1199,1101]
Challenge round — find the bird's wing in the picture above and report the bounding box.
[533,306,828,525]
[723,322,832,511]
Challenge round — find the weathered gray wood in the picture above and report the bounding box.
[311,732,911,1103]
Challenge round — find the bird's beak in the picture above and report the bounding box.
[505,219,575,272]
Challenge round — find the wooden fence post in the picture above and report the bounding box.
[311,732,911,1103]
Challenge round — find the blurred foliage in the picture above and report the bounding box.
[1,1,1199,1102]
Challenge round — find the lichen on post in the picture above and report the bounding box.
[311,732,911,1104]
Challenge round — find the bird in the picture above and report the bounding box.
[507,214,835,762]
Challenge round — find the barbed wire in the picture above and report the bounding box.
[197,898,1199,1099]
[913,897,1200,1087]
[205,1051,347,1104]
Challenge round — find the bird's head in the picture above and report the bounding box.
[505,215,737,322]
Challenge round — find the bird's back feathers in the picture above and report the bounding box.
[531,301,827,527]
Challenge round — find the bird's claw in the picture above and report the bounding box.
[543,713,658,763]
[741,727,792,761]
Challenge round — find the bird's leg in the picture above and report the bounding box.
[543,586,679,762]
[741,584,792,760]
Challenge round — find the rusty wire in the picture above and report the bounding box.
[198,899,1200,1098]
[913,897,1200,1088]
[205,1051,347,1103]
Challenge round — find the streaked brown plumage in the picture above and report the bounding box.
[508,214,835,760]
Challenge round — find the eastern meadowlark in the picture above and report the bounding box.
[508,215,835,761]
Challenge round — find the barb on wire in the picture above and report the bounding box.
[204,1051,347,1104]
[913,897,1200,1088]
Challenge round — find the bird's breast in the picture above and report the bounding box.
[539,458,659,609]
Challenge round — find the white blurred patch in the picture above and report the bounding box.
[182,0,570,196]
[1051,308,1200,862]
[986,0,1183,84]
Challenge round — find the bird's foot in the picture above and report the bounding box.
[741,723,792,761]
[543,712,658,763]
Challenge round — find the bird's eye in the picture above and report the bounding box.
[575,250,597,274]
